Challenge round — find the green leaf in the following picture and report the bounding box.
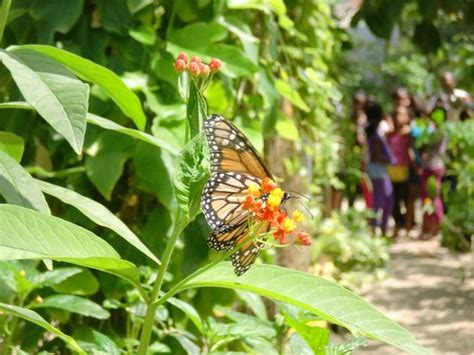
[36,179,160,265]
[74,326,121,354]
[167,297,203,332]
[21,45,146,130]
[133,143,175,211]
[96,0,131,35]
[0,303,85,354]
[186,81,208,138]
[0,151,50,213]
[0,204,140,288]
[88,113,179,155]
[413,20,441,54]
[174,134,209,219]
[32,267,82,289]
[168,22,228,49]
[289,333,313,355]
[167,22,257,78]
[282,311,329,354]
[52,269,100,296]
[31,294,110,319]
[0,131,24,162]
[275,80,310,112]
[31,0,84,43]
[85,131,134,200]
[236,291,268,320]
[0,49,89,154]
[0,102,178,154]
[177,263,428,355]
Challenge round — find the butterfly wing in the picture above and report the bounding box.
[202,114,275,275]
[231,221,271,275]
[201,171,260,231]
[205,114,272,180]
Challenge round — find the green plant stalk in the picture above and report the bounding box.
[2,295,24,355]
[0,0,11,45]
[152,245,241,309]
[137,209,187,355]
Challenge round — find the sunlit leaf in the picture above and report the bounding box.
[0,151,50,213]
[0,204,140,288]
[36,179,160,264]
[177,263,428,355]
[31,294,110,319]
[0,303,84,353]
[0,131,24,162]
[0,49,89,153]
[275,80,310,112]
[21,45,146,130]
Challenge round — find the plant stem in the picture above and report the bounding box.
[137,209,187,355]
[2,296,24,355]
[0,0,11,46]
[152,246,240,309]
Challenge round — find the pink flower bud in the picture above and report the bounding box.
[174,59,186,73]
[209,58,222,72]
[295,232,312,246]
[190,56,202,65]
[177,52,188,63]
[188,61,201,77]
[200,63,211,77]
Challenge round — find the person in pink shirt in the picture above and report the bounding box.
[387,88,415,237]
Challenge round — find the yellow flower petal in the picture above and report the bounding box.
[292,210,305,222]
[282,217,296,232]
[247,184,261,197]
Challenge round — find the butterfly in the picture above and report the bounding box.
[201,114,289,275]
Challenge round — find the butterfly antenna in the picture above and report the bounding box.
[289,190,311,202]
[288,192,314,220]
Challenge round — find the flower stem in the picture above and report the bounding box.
[137,209,187,355]
[0,0,11,46]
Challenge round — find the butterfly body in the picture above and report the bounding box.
[201,114,289,275]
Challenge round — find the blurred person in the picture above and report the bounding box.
[418,106,447,238]
[386,88,416,237]
[365,100,396,235]
[406,95,430,233]
[344,91,373,209]
[428,71,472,121]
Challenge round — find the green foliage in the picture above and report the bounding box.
[0,1,430,354]
[312,209,389,289]
[441,121,474,251]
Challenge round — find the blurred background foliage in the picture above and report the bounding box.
[0,0,472,353]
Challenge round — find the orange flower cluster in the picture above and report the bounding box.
[241,178,312,246]
[174,52,222,77]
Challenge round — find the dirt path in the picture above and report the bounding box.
[357,237,474,355]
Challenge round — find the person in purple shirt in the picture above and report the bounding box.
[365,100,397,235]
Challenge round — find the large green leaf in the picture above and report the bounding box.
[0,303,85,354]
[30,294,110,319]
[30,0,84,43]
[0,204,140,288]
[176,263,428,355]
[35,179,160,265]
[0,131,24,162]
[20,45,146,130]
[0,49,89,154]
[0,151,50,213]
[0,103,178,155]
